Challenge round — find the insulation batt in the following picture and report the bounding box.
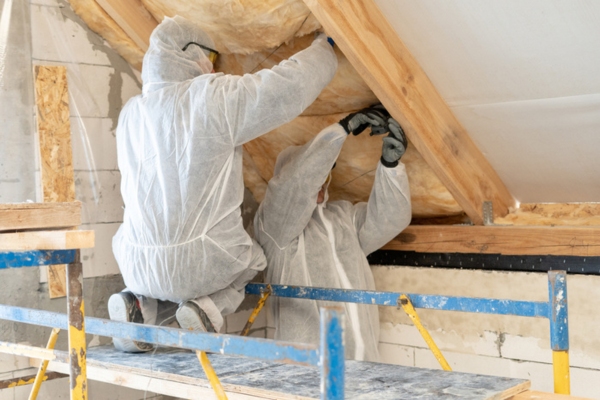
[495,203,600,226]
[66,0,464,218]
[140,0,321,54]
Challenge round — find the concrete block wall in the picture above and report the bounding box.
[373,266,600,399]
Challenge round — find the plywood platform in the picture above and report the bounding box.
[43,346,529,399]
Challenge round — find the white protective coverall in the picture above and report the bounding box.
[254,123,411,361]
[112,16,337,330]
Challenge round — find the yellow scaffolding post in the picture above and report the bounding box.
[29,328,60,400]
[241,285,271,337]
[197,351,228,400]
[399,295,451,371]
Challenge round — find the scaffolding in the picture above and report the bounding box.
[0,226,570,399]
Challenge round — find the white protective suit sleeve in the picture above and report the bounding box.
[213,34,338,146]
[257,123,348,248]
[353,161,412,256]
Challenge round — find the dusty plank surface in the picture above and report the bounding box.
[46,346,529,400]
[302,0,515,224]
[0,230,94,251]
[0,202,81,231]
[384,225,600,256]
[34,65,76,299]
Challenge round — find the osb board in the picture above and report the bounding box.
[244,114,463,217]
[67,0,463,218]
[34,65,75,299]
[35,66,74,203]
[496,203,600,226]
[0,202,81,232]
[48,346,530,400]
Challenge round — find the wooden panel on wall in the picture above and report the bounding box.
[34,65,75,299]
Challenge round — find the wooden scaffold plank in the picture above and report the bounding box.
[0,202,81,231]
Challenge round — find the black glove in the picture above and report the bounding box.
[381,118,407,168]
[339,104,390,136]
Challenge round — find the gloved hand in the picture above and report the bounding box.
[339,104,390,136]
[381,118,407,168]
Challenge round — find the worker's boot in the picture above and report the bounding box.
[176,301,216,333]
[108,291,155,353]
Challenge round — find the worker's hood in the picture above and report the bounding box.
[141,16,215,95]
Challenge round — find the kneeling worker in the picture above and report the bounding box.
[109,16,337,352]
[254,105,411,362]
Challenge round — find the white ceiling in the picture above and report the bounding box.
[374,0,600,203]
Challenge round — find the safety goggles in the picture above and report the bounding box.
[182,42,219,64]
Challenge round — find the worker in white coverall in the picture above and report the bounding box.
[254,105,411,362]
[109,15,338,352]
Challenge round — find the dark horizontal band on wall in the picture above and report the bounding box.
[367,250,600,275]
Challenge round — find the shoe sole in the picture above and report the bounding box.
[108,294,153,353]
[176,304,207,332]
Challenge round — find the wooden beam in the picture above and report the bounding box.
[95,0,157,51]
[383,225,600,257]
[0,202,81,232]
[0,231,95,251]
[303,0,515,225]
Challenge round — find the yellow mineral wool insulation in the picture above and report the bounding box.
[496,203,600,226]
[216,34,378,116]
[67,0,145,70]
[243,114,463,218]
[140,0,321,54]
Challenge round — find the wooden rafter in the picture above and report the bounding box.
[95,0,157,51]
[303,0,515,225]
[383,225,600,257]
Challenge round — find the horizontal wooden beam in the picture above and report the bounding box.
[0,202,81,231]
[303,0,515,224]
[383,225,600,257]
[0,230,95,251]
[95,0,157,51]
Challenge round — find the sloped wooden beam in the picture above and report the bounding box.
[95,0,157,51]
[383,225,600,256]
[303,0,515,225]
